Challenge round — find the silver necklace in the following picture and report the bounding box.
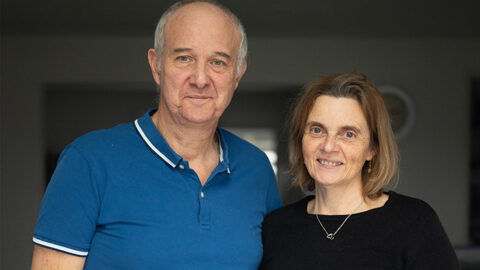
[314,200,363,240]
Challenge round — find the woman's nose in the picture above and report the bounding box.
[321,135,337,153]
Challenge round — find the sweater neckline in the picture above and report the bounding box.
[301,191,396,220]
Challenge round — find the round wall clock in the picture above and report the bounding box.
[379,85,415,141]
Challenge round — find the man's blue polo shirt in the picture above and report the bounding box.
[33,109,282,269]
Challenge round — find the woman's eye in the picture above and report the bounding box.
[311,127,322,134]
[344,131,355,138]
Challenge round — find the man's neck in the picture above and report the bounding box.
[151,109,220,185]
[152,109,218,158]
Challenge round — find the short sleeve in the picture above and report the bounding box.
[265,169,283,214]
[33,145,101,256]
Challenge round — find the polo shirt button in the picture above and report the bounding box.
[178,164,185,169]
[200,191,205,198]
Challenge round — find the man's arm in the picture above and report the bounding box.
[31,245,86,270]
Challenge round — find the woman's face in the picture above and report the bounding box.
[302,96,375,188]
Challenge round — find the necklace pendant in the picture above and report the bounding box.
[326,233,335,240]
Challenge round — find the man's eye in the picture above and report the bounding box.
[212,60,225,66]
[177,56,190,62]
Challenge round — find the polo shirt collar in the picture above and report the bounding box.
[134,109,230,172]
[217,128,231,173]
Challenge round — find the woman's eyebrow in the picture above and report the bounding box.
[339,125,361,134]
[305,121,325,129]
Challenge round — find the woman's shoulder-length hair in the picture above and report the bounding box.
[289,72,399,198]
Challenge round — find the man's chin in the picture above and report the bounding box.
[179,111,219,125]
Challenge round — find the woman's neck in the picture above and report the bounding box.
[308,183,366,215]
[307,182,389,215]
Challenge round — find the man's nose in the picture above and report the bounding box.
[190,63,209,89]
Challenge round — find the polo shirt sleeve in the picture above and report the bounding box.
[265,170,283,214]
[33,144,101,257]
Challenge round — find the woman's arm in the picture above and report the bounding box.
[406,212,459,270]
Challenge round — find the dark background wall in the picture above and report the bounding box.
[2,0,480,268]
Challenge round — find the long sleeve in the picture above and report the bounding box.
[404,208,459,269]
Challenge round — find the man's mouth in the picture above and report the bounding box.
[187,95,210,99]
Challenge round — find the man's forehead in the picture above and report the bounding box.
[171,47,231,58]
[168,2,232,26]
[166,2,237,35]
[163,2,240,55]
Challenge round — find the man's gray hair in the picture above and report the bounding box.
[153,0,248,78]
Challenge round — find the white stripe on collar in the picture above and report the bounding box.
[219,137,224,162]
[218,133,231,174]
[33,237,88,256]
[135,119,230,173]
[135,119,176,168]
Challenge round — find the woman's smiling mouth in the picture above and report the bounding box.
[317,159,343,167]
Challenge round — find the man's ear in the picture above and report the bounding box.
[233,60,247,90]
[147,49,161,85]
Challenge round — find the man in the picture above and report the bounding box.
[31,1,282,269]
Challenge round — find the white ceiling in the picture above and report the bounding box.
[2,0,479,37]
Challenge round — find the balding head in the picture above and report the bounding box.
[153,0,247,78]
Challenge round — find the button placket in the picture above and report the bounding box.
[199,189,210,230]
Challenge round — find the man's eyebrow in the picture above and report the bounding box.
[172,48,192,53]
[214,51,231,60]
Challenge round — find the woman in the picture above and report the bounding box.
[259,73,459,269]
